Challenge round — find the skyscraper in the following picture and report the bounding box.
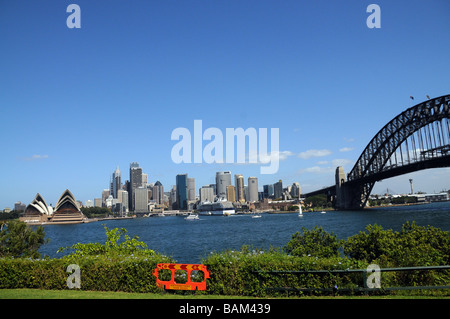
[216,171,231,199]
[226,185,236,202]
[134,187,148,213]
[187,177,196,201]
[263,184,274,198]
[234,174,245,202]
[290,182,301,198]
[199,185,215,202]
[111,166,121,199]
[129,162,142,212]
[274,180,283,199]
[176,174,188,210]
[248,177,258,202]
[152,181,164,204]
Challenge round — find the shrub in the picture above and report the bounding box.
[285,226,341,258]
[343,222,450,267]
[202,246,364,296]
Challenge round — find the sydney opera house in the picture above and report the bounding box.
[20,189,86,224]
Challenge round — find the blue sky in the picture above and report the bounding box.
[1,0,449,208]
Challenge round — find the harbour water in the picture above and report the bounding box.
[39,201,450,263]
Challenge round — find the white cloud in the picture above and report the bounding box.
[297,149,332,159]
[248,150,295,164]
[24,154,49,161]
[339,147,354,152]
[299,158,353,175]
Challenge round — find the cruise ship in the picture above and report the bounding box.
[196,200,236,216]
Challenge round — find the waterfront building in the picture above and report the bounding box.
[226,185,236,202]
[153,181,164,204]
[169,185,177,209]
[248,177,258,202]
[94,198,102,207]
[199,185,215,203]
[14,201,26,212]
[102,189,110,206]
[234,174,245,202]
[134,187,149,213]
[216,171,231,199]
[121,190,129,213]
[290,182,301,198]
[263,184,274,199]
[111,166,121,199]
[129,162,142,212]
[274,180,283,199]
[187,177,196,201]
[176,174,188,210]
[22,190,85,224]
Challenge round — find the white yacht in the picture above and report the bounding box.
[185,213,199,220]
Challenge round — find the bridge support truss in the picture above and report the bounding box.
[335,94,450,210]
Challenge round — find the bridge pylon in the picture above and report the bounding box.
[335,166,372,210]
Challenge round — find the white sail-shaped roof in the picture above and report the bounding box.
[55,189,80,212]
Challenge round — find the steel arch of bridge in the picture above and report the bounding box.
[337,94,450,209]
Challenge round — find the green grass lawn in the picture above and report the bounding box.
[0,288,448,299]
[0,289,253,299]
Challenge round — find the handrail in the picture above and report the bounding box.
[253,265,450,293]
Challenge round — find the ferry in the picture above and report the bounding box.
[197,200,236,216]
[185,213,200,220]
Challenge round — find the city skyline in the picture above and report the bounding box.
[1,1,450,208]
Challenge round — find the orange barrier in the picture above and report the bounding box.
[153,263,210,291]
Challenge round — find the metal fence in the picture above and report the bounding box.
[253,265,450,294]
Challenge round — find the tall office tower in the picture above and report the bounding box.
[142,173,148,187]
[248,177,259,202]
[199,186,215,202]
[226,185,236,202]
[234,174,245,202]
[121,190,129,213]
[176,174,188,210]
[274,180,283,199]
[169,185,177,208]
[153,181,164,204]
[129,162,142,212]
[216,171,231,199]
[290,182,301,198]
[187,177,196,201]
[134,187,148,213]
[263,184,274,198]
[111,166,121,199]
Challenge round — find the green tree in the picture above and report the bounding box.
[0,220,47,258]
[58,225,154,259]
[304,194,329,209]
[285,226,341,258]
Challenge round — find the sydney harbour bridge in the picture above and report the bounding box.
[304,94,450,210]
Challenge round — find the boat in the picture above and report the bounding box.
[197,200,236,216]
[320,211,326,214]
[251,213,262,218]
[184,213,199,220]
[298,203,303,217]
